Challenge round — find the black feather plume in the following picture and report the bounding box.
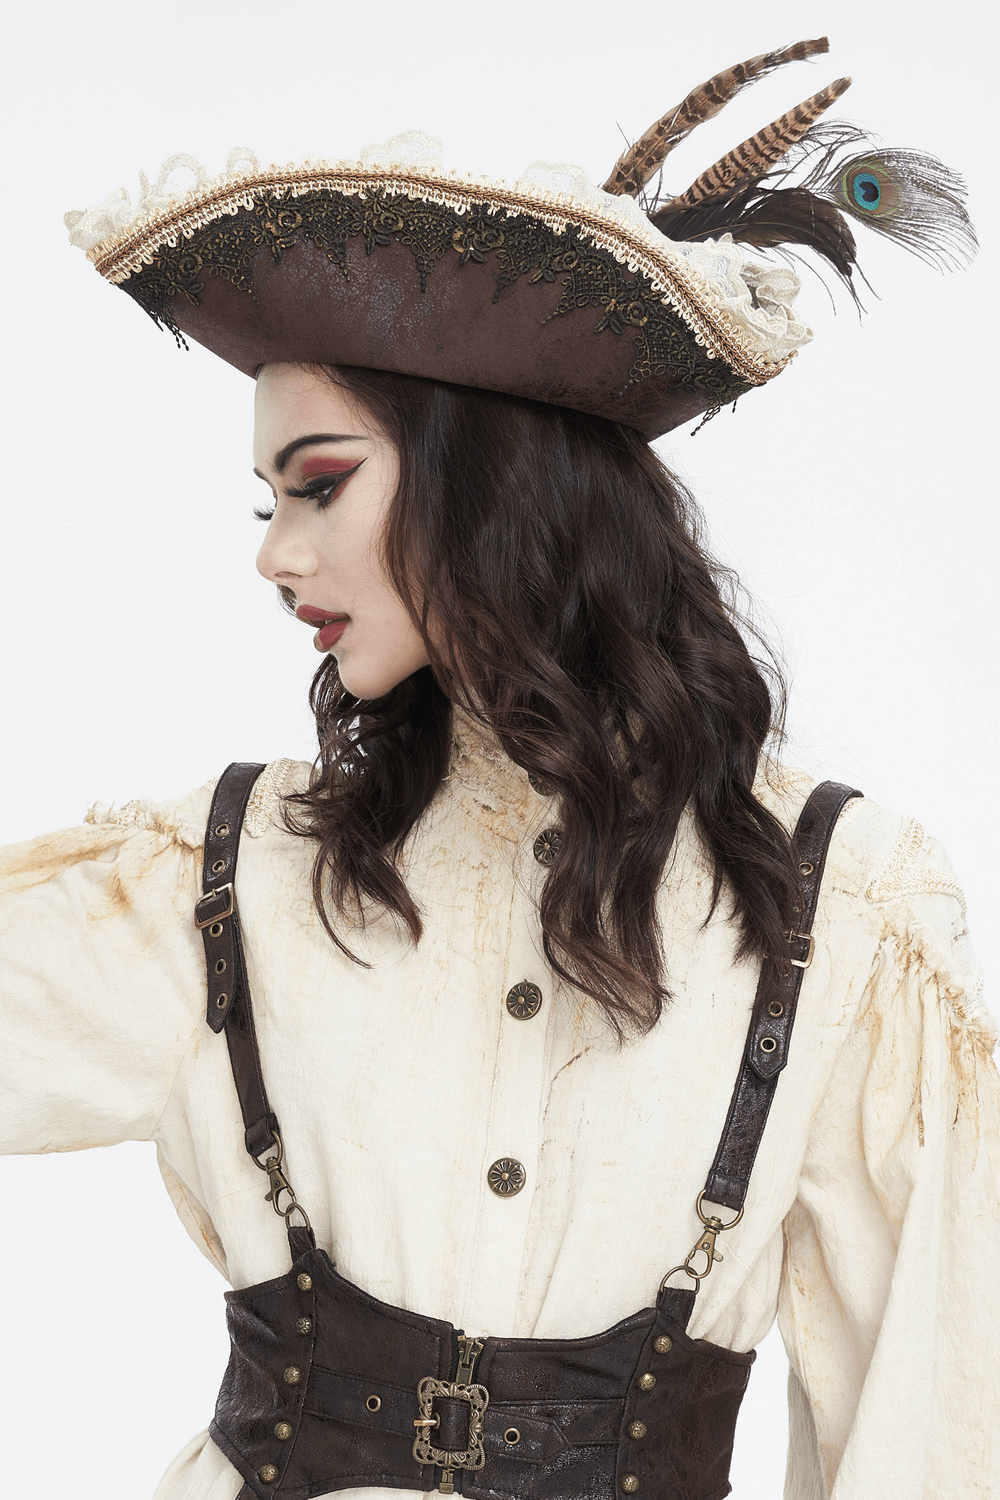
[649,121,976,298]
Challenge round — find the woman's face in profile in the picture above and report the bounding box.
[254,363,430,698]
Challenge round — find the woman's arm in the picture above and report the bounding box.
[0,789,212,1156]
[778,825,999,1497]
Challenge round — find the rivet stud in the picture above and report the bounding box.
[297,1273,313,1291]
[274,1421,293,1440]
[637,1372,656,1391]
[622,1475,640,1493]
[296,1317,312,1335]
[260,1465,278,1483]
[628,1420,647,1439]
[653,1335,673,1354]
[283,1366,302,1385]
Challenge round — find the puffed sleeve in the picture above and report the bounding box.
[778,821,1000,1498]
[0,788,212,1154]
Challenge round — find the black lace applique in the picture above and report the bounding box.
[122,187,753,402]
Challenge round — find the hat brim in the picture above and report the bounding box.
[90,165,785,438]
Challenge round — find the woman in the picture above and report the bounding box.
[3,38,998,1500]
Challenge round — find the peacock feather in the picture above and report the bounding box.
[608,43,976,298]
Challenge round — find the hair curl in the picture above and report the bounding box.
[283,366,800,1037]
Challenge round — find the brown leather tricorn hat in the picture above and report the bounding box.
[65,41,971,437]
[66,142,807,440]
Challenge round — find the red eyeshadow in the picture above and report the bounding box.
[300,456,360,478]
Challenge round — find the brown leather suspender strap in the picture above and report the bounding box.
[197,764,860,1272]
[702,779,862,1212]
[195,762,277,1159]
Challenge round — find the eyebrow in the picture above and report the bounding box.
[253,431,369,480]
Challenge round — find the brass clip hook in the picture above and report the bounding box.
[264,1157,295,1215]
[659,1192,745,1295]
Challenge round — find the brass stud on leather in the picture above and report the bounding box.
[628,1420,647,1439]
[622,1475,640,1492]
[260,1465,279,1483]
[653,1335,673,1354]
[506,981,543,1020]
[487,1158,526,1196]
[283,1366,302,1385]
[532,828,562,865]
[274,1421,293,1440]
[296,1317,312,1335]
[637,1372,656,1390]
[297,1273,313,1291]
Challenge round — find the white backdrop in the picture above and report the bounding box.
[1,2,995,1496]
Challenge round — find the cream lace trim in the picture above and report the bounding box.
[865,816,967,914]
[65,132,811,384]
[243,758,301,837]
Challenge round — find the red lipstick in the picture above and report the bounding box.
[296,603,349,652]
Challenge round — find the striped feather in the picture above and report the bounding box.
[667,77,852,209]
[602,38,830,197]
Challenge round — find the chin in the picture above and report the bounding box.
[335,654,428,700]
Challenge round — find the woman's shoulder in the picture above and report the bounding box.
[753,756,952,905]
[754,758,993,1047]
[83,756,315,845]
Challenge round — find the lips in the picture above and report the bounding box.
[296,603,349,653]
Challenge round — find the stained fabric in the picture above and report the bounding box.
[1,710,997,1499]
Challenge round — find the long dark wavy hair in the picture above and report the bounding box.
[283,365,800,1037]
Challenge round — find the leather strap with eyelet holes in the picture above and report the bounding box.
[197,762,280,1159]
[703,780,862,1212]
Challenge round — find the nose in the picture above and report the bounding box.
[255,509,319,587]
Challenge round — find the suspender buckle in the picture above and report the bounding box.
[786,930,815,969]
[195,883,234,929]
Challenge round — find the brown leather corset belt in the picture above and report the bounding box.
[196,765,861,1500]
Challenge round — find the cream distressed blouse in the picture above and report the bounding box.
[1,713,998,1500]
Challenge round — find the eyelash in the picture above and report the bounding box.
[254,459,366,522]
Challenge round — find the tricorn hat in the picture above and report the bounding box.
[66,38,973,439]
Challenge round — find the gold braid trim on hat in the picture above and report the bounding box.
[87,162,794,387]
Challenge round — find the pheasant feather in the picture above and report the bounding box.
[667,77,852,209]
[602,37,830,197]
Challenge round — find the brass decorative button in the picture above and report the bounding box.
[297,1273,313,1292]
[488,1158,526,1196]
[628,1420,647,1439]
[528,773,555,797]
[637,1372,656,1390]
[260,1465,279,1483]
[283,1366,302,1385]
[274,1422,293,1440]
[533,828,562,865]
[622,1475,640,1493]
[506,981,543,1020]
[653,1335,673,1354]
[296,1317,312,1335]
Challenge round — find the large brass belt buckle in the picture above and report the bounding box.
[413,1376,489,1494]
